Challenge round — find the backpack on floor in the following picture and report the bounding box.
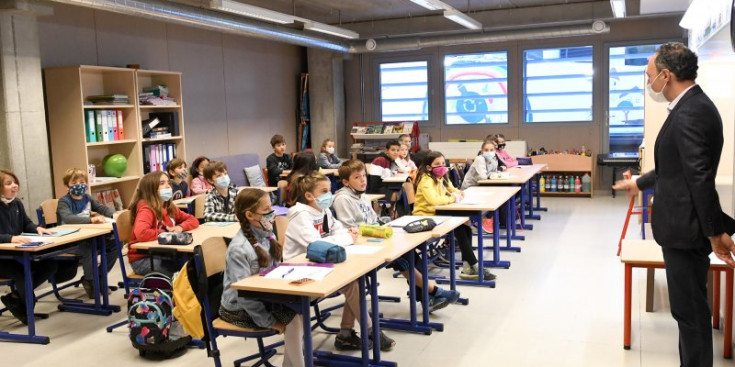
[128,272,191,358]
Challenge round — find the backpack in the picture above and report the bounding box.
[128,272,191,357]
[172,261,204,339]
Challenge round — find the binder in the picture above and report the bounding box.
[167,143,174,161]
[143,145,151,173]
[95,110,103,142]
[85,110,96,143]
[116,110,125,140]
[150,144,157,172]
[149,112,179,136]
[101,110,109,142]
[157,144,163,172]
[107,110,115,141]
[112,111,119,141]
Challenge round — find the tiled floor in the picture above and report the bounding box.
[2,194,732,366]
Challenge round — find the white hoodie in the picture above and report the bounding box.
[284,202,353,260]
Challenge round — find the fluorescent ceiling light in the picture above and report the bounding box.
[409,0,451,11]
[304,22,360,39]
[610,0,626,18]
[444,10,482,30]
[215,0,294,24]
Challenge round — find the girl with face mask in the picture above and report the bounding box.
[219,188,306,367]
[127,172,199,276]
[317,138,343,169]
[414,151,496,281]
[202,161,239,222]
[460,140,506,190]
[284,171,396,352]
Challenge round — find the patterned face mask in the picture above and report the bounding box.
[70,183,88,197]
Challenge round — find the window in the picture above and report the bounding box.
[608,44,659,153]
[444,51,509,125]
[379,61,429,121]
[523,46,594,123]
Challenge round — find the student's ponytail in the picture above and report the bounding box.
[234,188,283,268]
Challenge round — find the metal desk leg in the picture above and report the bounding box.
[623,264,632,350]
[0,253,49,344]
[518,184,533,230]
[301,296,314,367]
[500,198,521,252]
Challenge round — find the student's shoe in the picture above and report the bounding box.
[81,277,95,299]
[482,218,494,234]
[434,287,460,304]
[459,265,479,280]
[369,330,396,351]
[428,295,450,313]
[1,293,28,325]
[335,330,369,351]
[482,268,497,281]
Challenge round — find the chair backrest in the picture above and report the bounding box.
[262,167,269,186]
[275,215,288,247]
[402,182,416,205]
[200,237,228,277]
[114,209,132,243]
[276,180,289,205]
[38,199,59,227]
[194,195,206,220]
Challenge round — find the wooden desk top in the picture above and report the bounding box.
[130,222,241,253]
[431,216,470,238]
[239,186,278,193]
[435,186,520,212]
[173,194,202,209]
[383,175,410,183]
[621,239,730,268]
[478,164,547,185]
[232,254,385,298]
[0,226,111,253]
[365,194,385,202]
[66,222,114,231]
[281,169,337,177]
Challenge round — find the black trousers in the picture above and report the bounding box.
[453,224,477,266]
[0,259,58,305]
[662,245,713,367]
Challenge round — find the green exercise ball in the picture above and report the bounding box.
[102,154,128,178]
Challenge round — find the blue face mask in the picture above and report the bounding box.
[215,174,231,189]
[69,183,88,197]
[159,188,173,202]
[316,192,333,210]
[482,151,496,161]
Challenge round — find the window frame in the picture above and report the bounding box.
[374,55,433,124]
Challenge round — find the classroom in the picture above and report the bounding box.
[1,0,735,366]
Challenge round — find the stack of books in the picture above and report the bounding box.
[93,189,124,211]
[87,94,129,105]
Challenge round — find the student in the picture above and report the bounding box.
[0,169,58,324]
[398,134,412,153]
[368,140,401,195]
[203,161,238,222]
[332,160,459,312]
[166,158,189,200]
[284,171,395,351]
[56,168,118,298]
[317,138,342,169]
[220,188,304,367]
[190,156,213,195]
[490,134,518,168]
[396,143,417,174]
[266,134,294,187]
[414,152,495,281]
[128,172,199,277]
[284,152,317,207]
[461,140,506,190]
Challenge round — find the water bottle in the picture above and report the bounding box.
[540,176,546,193]
[551,176,557,192]
[574,176,581,192]
[545,176,551,191]
[562,176,568,191]
[582,173,591,193]
[568,176,574,192]
[88,164,96,183]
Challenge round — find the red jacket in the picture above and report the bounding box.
[128,200,199,263]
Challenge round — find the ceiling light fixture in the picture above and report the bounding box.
[409,0,450,11]
[215,0,294,24]
[304,22,360,39]
[444,10,482,30]
[610,0,626,18]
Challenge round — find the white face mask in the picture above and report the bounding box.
[0,196,15,205]
[326,147,335,154]
[482,151,496,160]
[646,71,668,103]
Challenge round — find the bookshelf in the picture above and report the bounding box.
[44,66,186,207]
[531,154,594,198]
[350,121,420,161]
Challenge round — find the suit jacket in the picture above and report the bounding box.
[636,85,730,249]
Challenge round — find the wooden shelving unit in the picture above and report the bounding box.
[531,154,594,198]
[350,121,420,161]
[44,66,186,206]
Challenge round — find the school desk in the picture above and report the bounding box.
[130,222,241,254]
[0,226,119,344]
[280,169,338,177]
[366,194,385,202]
[620,239,732,358]
[434,186,521,287]
[478,163,548,229]
[232,254,395,367]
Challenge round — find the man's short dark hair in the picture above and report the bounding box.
[655,42,698,81]
[385,140,400,150]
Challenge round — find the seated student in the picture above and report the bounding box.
[203,161,238,222]
[414,152,495,281]
[284,152,317,207]
[284,171,395,351]
[128,172,199,277]
[190,156,213,195]
[461,140,506,190]
[396,143,417,177]
[489,134,518,168]
[368,140,401,195]
[266,134,294,187]
[398,134,413,157]
[57,168,118,298]
[220,188,304,367]
[332,160,459,312]
[167,158,189,200]
[0,169,58,324]
[317,138,342,169]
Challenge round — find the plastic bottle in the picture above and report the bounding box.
[581,145,587,156]
[574,176,581,192]
[540,176,546,193]
[562,176,568,191]
[567,176,573,192]
[582,173,591,193]
[551,176,557,192]
[545,175,551,191]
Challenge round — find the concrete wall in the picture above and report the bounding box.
[345,15,685,189]
[37,3,306,166]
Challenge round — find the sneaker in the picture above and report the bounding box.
[369,330,395,351]
[427,294,450,313]
[335,330,368,351]
[482,218,494,234]
[434,287,461,304]
[459,265,479,280]
[482,268,497,281]
[81,277,95,299]
[1,293,28,325]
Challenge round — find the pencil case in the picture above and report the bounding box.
[157,232,193,246]
[306,240,346,263]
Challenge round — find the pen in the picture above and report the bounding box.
[282,268,295,278]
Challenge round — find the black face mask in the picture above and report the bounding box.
[497,144,506,149]
[351,187,366,196]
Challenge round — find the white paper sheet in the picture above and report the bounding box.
[21,236,55,244]
[263,265,334,281]
[387,215,452,227]
[345,245,384,255]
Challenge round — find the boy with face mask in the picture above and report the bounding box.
[203,160,239,222]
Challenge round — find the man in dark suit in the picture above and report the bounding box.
[614,42,735,367]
